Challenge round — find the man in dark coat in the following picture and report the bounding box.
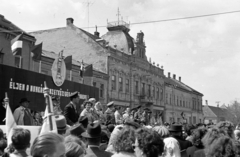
[169,124,192,151]
[104,101,115,125]
[0,99,6,125]
[64,91,80,126]
[81,122,112,157]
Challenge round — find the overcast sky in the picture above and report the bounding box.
[1,0,240,106]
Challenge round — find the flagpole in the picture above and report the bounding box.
[43,82,53,131]
[39,60,41,73]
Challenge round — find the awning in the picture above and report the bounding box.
[114,101,130,107]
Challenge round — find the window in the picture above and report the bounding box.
[170,94,171,105]
[15,56,22,68]
[125,79,129,93]
[160,88,163,100]
[93,82,97,87]
[119,77,123,92]
[141,83,145,95]
[148,84,151,97]
[177,96,179,106]
[180,99,182,107]
[166,93,168,103]
[100,84,104,98]
[0,53,3,64]
[156,87,159,99]
[111,75,116,90]
[152,86,155,98]
[135,81,139,94]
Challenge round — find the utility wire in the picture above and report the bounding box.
[1,10,240,32]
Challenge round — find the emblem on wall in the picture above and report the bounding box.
[51,50,66,87]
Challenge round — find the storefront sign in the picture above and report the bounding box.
[51,52,66,87]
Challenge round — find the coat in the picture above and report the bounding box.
[13,106,34,125]
[85,146,113,157]
[64,102,79,126]
[105,108,115,125]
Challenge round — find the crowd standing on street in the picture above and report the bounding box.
[1,91,240,157]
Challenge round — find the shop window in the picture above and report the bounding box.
[119,77,123,92]
[111,75,116,90]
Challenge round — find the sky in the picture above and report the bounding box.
[1,0,240,106]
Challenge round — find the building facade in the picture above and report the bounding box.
[164,73,203,124]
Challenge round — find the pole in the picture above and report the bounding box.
[70,70,72,81]
[43,82,53,131]
[19,56,22,68]
[39,60,41,73]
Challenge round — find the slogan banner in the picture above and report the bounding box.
[0,64,99,112]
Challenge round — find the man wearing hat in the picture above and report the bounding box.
[81,122,112,157]
[104,101,115,125]
[134,105,142,123]
[55,115,70,135]
[13,98,34,125]
[64,91,80,126]
[169,124,192,151]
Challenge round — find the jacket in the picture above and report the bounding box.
[85,146,113,157]
[64,102,79,126]
[13,106,33,125]
[105,108,115,125]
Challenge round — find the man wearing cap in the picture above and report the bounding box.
[81,122,112,157]
[13,98,34,125]
[134,105,142,123]
[104,101,115,125]
[64,91,80,126]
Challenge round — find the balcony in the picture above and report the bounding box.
[139,94,154,104]
[107,20,130,32]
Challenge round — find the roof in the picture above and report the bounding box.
[208,106,228,117]
[0,14,25,34]
[164,77,203,96]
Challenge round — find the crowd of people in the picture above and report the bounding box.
[0,92,240,157]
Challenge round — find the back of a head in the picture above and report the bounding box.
[0,139,7,154]
[0,129,3,139]
[206,136,236,157]
[11,127,31,150]
[163,137,181,157]
[192,127,207,148]
[65,135,85,147]
[65,141,85,157]
[31,132,64,157]
[216,121,234,138]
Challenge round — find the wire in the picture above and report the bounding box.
[1,9,240,32]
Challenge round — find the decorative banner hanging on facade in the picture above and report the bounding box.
[51,50,66,87]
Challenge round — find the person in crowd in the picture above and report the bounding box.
[94,102,106,124]
[107,124,115,133]
[31,132,65,157]
[134,127,164,157]
[205,136,236,157]
[65,141,86,157]
[13,98,34,125]
[186,127,207,157]
[130,108,136,120]
[234,129,240,142]
[153,125,170,139]
[140,109,147,125]
[124,119,140,130]
[65,134,86,148]
[169,124,192,151]
[0,139,7,156]
[52,95,62,115]
[216,121,234,138]
[68,123,85,140]
[122,108,130,122]
[81,122,113,157]
[89,98,100,121]
[193,126,227,157]
[183,124,196,143]
[106,125,124,154]
[80,101,94,123]
[0,129,5,140]
[133,105,141,123]
[105,101,115,125]
[112,127,135,157]
[163,137,181,157]
[55,115,70,135]
[10,127,31,157]
[0,98,6,125]
[114,106,122,125]
[64,91,80,126]
[78,116,88,130]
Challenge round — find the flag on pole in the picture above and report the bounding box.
[11,33,23,56]
[64,55,72,70]
[79,60,84,77]
[5,92,17,145]
[83,64,93,77]
[40,82,57,134]
[31,42,43,60]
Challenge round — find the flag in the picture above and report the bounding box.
[31,43,42,60]
[5,99,17,145]
[83,64,93,77]
[40,95,57,134]
[11,33,23,56]
[64,55,72,70]
[79,61,84,77]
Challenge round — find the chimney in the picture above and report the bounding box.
[205,100,208,106]
[179,77,181,82]
[173,74,176,79]
[94,26,100,37]
[168,72,171,78]
[217,104,219,108]
[66,18,74,26]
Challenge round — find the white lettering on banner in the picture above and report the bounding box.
[8,78,88,99]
